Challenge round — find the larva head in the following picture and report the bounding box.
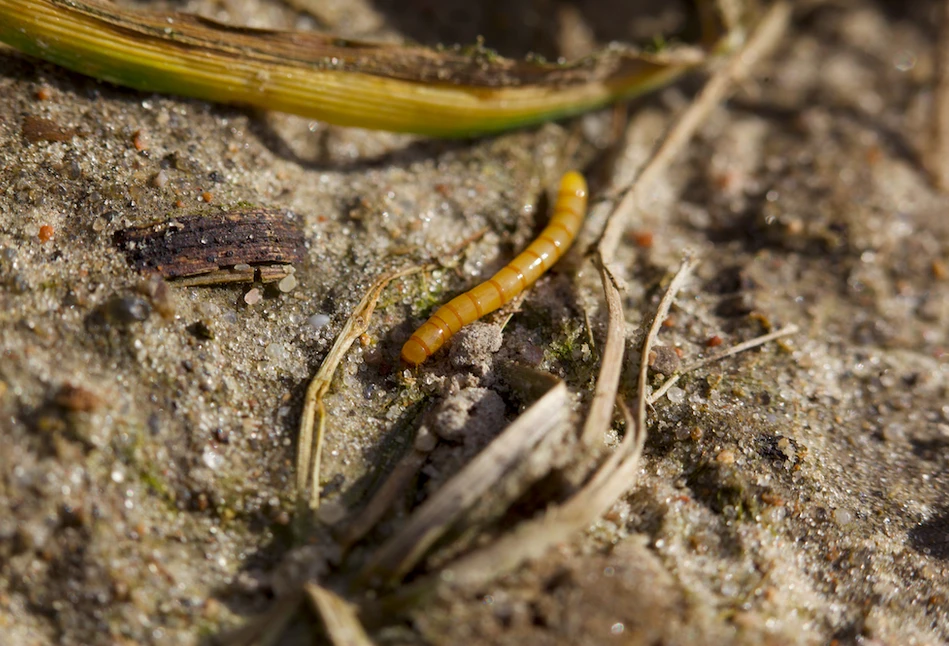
[400,337,430,367]
[560,170,588,200]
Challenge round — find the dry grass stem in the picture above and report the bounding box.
[441,257,695,587]
[297,265,425,509]
[361,377,569,583]
[337,449,430,550]
[596,1,791,259]
[217,591,303,646]
[342,366,567,552]
[303,583,374,646]
[634,256,698,435]
[578,258,628,445]
[577,0,789,453]
[647,323,800,405]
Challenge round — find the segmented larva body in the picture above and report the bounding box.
[401,171,588,366]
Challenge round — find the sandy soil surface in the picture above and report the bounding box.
[1,0,948,644]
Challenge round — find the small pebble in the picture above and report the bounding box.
[777,437,795,460]
[132,129,149,152]
[66,159,82,180]
[414,426,438,453]
[244,288,262,305]
[35,87,52,101]
[202,598,223,620]
[201,191,213,203]
[9,273,29,294]
[666,386,686,404]
[277,274,298,293]
[715,449,737,465]
[933,259,948,280]
[201,447,224,470]
[648,345,680,376]
[138,274,175,319]
[152,169,169,188]
[833,508,853,525]
[38,225,54,243]
[315,502,347,525]
[307,313,330,329]
[630,230,654,248]
[265,342,287,361]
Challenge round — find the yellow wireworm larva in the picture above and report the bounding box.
[401,171,588,366]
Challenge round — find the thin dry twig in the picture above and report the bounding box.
[440,257,696,587]
[336,448,430,550]
[217,590,303,646]
[634,257,697,439]
[596,1,792,259]
[582,2,790,446]
[586,256,697,487]
[297,265,425,509]
[582,305,597,353]
[647,323,800,405]
[340,365,565,552]
[578,257,628,445]
[303,583,374,646]
[361,377,569,583]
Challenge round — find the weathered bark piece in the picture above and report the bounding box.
[113,210,305,281]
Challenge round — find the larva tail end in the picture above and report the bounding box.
[400,337,430,367]
[560,170,587,198]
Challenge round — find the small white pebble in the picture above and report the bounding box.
[265,342,287,361]
[307,313,330,329]
[315,501,347,525]
[151,169,169,188]
[666,386,686,404]
[202,447,224,470]
[414,427,438,453]
[244,287,262,305]
[833,508,853,525]
[278,274,298,293]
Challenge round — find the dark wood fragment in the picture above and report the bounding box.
[113,210,305,280]
[22,115,77,143]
